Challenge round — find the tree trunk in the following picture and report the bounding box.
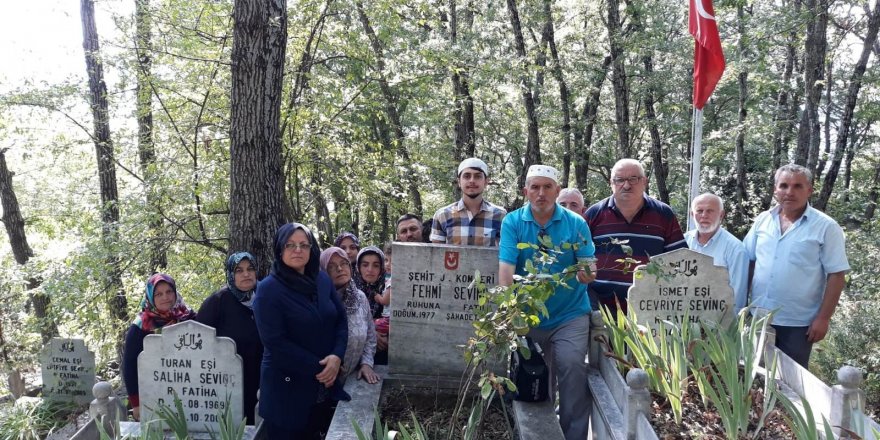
[866,159,880,221]
[814,0,880,210]
[606,0,631,158]
[542,0,573,187]
[733,4,749,223]
[763,0,801,210]
[448,0,476,168]
[81,0,127,344]
[505,0,541,190]
[626,1,667,203]
[816,59,832,182]
[794,0,829,170]
[0,149,57,342]
[355,1,423,218]
[643,56,669,204]
[134,0,166,272]
[229,0,289,277]
[574,55,612,190]
[844,123,870,202]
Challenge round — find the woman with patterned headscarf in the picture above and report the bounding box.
[253,223,350,439]
[196,252,263,424]
[353,246,387,319]
[319,247,379,385]
[122,273,196,421]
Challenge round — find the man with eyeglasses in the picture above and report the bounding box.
[395,214,424,242]
[499,164,597,440]
[430,158,507,246]
[585,158,686,316]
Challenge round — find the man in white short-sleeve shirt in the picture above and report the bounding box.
[744,164,849,367]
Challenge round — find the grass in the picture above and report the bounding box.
[0,398,78,440]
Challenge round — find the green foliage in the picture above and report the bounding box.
[0,399,77,440]
[207,395,246,440]
[690,310,771,439]
[149,391,190,439]
[769,374,836,440]
[600,305,696,424]
[812,228,880,411]
[601,306,776,436]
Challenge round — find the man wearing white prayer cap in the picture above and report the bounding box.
[498,164,597,440]
[430,158,507,246]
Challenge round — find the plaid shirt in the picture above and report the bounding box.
[430,199,507,246]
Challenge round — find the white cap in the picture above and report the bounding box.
[526,164,560,185]
[458,158,489,177]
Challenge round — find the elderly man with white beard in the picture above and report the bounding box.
[684,193,749,313]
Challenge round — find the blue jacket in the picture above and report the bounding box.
[253,271,350,429]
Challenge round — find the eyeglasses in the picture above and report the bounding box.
[326,262,350,273]
[612,176,643,186]
[284,242,311,252]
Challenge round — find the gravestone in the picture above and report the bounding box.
[40,338,96,405]
[628,248,734,334]
[389,243,498,378]
[138,320,243,432]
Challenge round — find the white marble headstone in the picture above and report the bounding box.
[389,243,498,378]
[628,248,735,334]
[138,320,243,432]
[40,338,96,405]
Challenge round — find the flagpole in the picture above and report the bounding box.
[687,107,703,232]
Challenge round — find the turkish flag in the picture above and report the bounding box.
[690,0,725,110]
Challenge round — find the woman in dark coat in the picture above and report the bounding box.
[253,223,349,439]
[196,252,263,424]
[122,273,195,421]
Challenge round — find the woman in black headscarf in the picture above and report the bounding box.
[253,223,349,439]
[196,252,263,424]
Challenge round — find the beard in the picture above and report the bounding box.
[696,220,721,235]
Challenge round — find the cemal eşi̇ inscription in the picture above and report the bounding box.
[138,320,243,432]
[389,243,498,377]
[40,338,96,404]
[629,248,734,335]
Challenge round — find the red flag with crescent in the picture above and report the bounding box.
[690,0,725,110]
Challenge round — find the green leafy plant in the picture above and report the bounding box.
[599,305,695,424]
[0,399,77,440]
[690,310,772,438]
[207,395,245,440]
[769,374,835,440]
[147,391,190,439]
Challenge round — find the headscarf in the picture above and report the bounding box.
[226,251,257,304]
[319,247,361,315]
[271,223,321,300]
[333,232,360,249]
[353,246,386,318]
[133,273,196,332]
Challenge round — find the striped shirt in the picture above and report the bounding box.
[430,199,507,246]
[585,195,687,308]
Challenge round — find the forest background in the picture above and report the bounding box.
[0,0,878,413]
